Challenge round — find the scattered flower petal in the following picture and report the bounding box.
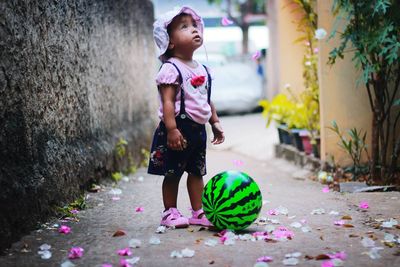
[381,218,398,228]
[61,260,76,267]
[39,244,51,251]
[170,250,182,258]
[311,208,325,215]
[257,256,273,262]
[181,248,195,257]
[315,28,327,40]
[254,263,269,267]
[359,201,369,209]
[117,247,132,256]
[128,239,141,248]
[285,252,301,258]
[135,207,144,213]
[70,209,79,214]
[290,222,302,228]
[334,220,345,226]
[38,250,52,260]
[321,260,334,267]
[109,188,122,195]
[268,209,278,215]
[119,258,132,267]
[156,226,166,233]
[205,239,218,247]
[137,176,144,182]
[68,247,84,259]
[322,186,330,193]
[301,226,312,233]
[276,206,289,215]
[149,236,161,245]
[221,16,233,26]
[283,257,299,265]
[112,196,121,201]
[329,210,339,216]
[59,225,71,234]
[363,247,384,259]
[361,237,375,248]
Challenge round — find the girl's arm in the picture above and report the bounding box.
[160,84,186,150]
[209,101,225,144]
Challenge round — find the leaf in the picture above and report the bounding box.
[343,224,354,228]
[113,230,126,237]
[341,215,352,220]
[315,254,331,260]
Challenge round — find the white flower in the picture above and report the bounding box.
[149,236,161,245]
[181,248,195,257]
[315,28,327,40]
[128,238,142,248]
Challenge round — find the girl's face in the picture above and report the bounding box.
[167,14,203,54]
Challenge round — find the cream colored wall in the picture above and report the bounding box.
[317,0,372,165]
[267,0,305,99]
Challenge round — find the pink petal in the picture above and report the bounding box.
[70,209,79,214]
[252,51,261,60]
[117,248,132,256]
[135,207,144,212]
[59,225,71,234]
[272,226,294,239]
[268,209,278,215]
[314,47,319,54]
[120,258,132,267]
[334,220,345,226]
[68,247,84,259]
[328,251,347,260]
[221,17,233,26]
[257,256,273,262]
[300,219,307,224]
[232,159,244,167]
[322,186,330,193]
[359,201,369,209]
[112,196,121,201]
[321,260,334,267]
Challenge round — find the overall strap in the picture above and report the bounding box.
[163,61,186,118]
[202,64,212,104]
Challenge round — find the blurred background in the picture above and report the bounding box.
[152,0,269,115]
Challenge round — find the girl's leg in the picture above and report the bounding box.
[187,174,204,211]
[162,174,181,210]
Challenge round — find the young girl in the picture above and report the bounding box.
[148,6,225,228]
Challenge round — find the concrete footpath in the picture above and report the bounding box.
[1,114,399,266]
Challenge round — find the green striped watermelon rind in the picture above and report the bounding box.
[202,171,262,231]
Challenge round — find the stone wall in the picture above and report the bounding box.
[0,0,157,251]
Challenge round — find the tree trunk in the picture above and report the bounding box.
[370,108,381,184]
[242,24,249,55]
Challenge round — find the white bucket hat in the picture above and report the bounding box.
[153,6,204,61]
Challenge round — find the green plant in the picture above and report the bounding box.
[111,171,123,182]
[140,148,150,168]
[115,138,128,159]
[55,195,87,218]
[328,121,370,178]
[259,94,296,127]
[329,0,400,184]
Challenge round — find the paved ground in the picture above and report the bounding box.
[1,113,399,267]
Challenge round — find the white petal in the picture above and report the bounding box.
[283,257,299,265]
[383,233,396,242]
[329,211,340,216]
[137,176,144,182]
[254,262,269,267]
[361,237,375,248]
[301,226,312,233]
[170,250,182,258]
[128,238,142,248]
[108,188,122,195]
[149,236,161,245]
[156,226,166,233]
[181,248,195,257]
[60,260,76,267]
[276,206,289,215]
[39,244,51,251]
[204,239,218,247]
[290,222,302,228]
[38,250,52,260]
[264,225,275,233]
[126,257,140,265]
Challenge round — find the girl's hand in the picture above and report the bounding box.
[211,122,225,145]
[167,128,187,150]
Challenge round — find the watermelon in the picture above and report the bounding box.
[202,171,262,230]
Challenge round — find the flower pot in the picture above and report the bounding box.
[299,130,313,155]
[277,124,292,145]
[290,129,304,151]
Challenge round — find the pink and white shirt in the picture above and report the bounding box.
[155,57,212,125]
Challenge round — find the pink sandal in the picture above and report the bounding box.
[160,208,189,228]
[189,208,213,227]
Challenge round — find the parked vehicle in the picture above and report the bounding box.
[195,53,264,115]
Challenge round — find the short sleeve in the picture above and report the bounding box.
[156,63,180,86]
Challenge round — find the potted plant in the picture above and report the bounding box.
[259,94,296,145]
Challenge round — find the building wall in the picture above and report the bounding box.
[267,0,305,99]
[0,0,157,250]
[317,0,372,164]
